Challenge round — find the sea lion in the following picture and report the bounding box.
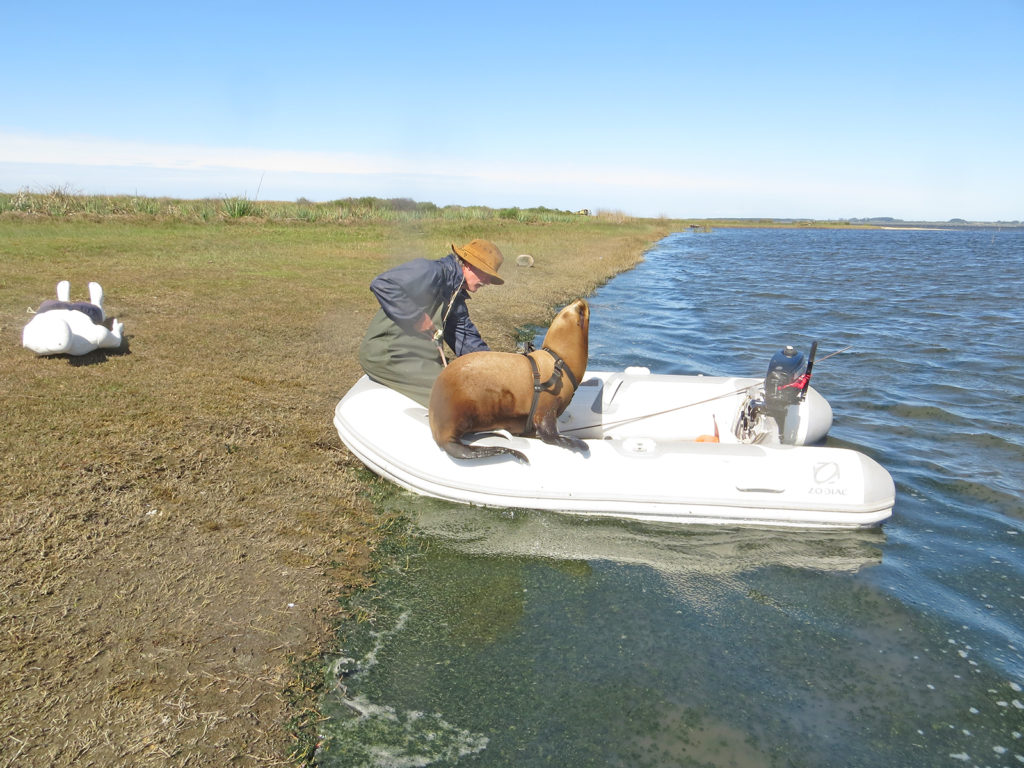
[429,298,590,464]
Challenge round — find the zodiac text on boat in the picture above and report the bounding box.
[809,462,848,495]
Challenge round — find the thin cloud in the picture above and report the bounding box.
[0,131,732,194]
[4,131,999,221]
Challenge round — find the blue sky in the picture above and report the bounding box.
[2,1,1021,220]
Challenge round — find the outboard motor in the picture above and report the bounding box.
[736,343,817,444]
[765,343,818,441]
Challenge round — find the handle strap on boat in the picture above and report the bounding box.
[523,347,580,434]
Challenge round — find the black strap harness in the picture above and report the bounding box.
[523,347,580,434]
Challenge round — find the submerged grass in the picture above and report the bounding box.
[0,197,674,765]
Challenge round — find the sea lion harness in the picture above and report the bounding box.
[523,346,580,435]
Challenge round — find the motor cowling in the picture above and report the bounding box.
[765,346,806,406]
[764,345,807,438]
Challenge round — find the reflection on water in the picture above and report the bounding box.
[320,228,1024,767]
[318,494,1021,768]
[414,496,883,590]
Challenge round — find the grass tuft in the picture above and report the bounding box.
[222,195,263,218]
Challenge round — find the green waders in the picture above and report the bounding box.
[358,304,447,407]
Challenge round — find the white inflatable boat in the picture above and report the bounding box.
[334,348,895,529]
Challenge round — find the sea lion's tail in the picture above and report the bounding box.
[441,440,529,465]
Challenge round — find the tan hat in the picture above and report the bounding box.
[452,239,505,285]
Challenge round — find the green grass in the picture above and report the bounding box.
[0,188,643,226]
[0,196,675,766]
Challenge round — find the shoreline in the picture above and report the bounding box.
[0,214,671,765]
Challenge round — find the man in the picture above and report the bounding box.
[358,239,504,406]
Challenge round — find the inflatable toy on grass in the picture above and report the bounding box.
[23,281,125,356]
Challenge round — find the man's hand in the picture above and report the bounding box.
[415,314,439,339]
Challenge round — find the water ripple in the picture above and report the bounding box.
[587,226,1024,680]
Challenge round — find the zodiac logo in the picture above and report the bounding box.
[813,462,840,485]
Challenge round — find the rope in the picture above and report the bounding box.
[434,276,466,368]
[440,277,465,328]
[560,345,852,435]
[560,383,753,434]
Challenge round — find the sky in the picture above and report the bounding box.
[1,1,1021,221]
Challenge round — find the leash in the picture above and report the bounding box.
[433,277,466,368]
[433,330,447,367]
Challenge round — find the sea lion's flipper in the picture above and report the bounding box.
[536,410,590,456]
[442,440,529,465]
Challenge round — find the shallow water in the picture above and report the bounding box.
[319,227,1024,767]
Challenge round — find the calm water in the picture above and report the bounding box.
[320,228,1024,767]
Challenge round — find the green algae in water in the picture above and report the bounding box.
[317,496,1024,767]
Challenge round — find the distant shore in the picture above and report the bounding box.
[685,218,1022,230]
[1,189,1017,230]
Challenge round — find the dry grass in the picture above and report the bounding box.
[0,210,673,766]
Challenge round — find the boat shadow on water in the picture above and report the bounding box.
[402,493,885,580]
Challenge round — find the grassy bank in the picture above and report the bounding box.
[0,188,610,225]
[0,199,674,765]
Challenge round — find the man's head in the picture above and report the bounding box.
[452,239,504,291]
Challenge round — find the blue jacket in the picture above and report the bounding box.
[369,252,489,356]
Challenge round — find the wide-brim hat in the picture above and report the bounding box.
[452,239,505,285]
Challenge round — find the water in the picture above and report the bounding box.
[319,227,1024,767]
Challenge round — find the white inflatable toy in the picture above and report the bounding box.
[23,280,125,356]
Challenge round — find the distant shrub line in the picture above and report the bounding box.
[0,186,627,225]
